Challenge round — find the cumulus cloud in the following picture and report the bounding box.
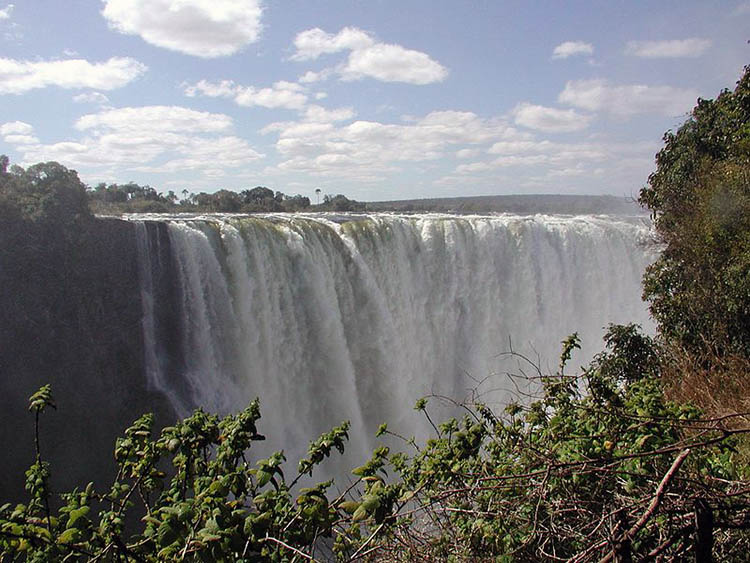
[1,121,39,147]
[101,0,263,58]
[291,27,374,61]
[75,105,233,134]
[558,79,698,116]
[73,92,111,105]
[303,105,355,123]
[298,69,334,84]
[454,138,657,180]
[5,106,262,177]
[260,110,518,180]
[290,27,448,85]
[512,102,593,132]
[342,43,448,84]
[1,120,33,135]
[456,148,480,159]
[486,139,606,161]
[183,79,309,110]
[0,56,146,94]
[552,41,594,59]
[0,4,13,20]
[625,38,711,58]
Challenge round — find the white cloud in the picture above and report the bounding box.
[342,43,448,84]
[75,105,233,134]
[552,41,594,59]
[291,27,374,61]
[1,121,39,149]
[625,38,711,58]
[736,2,750,14]
[102,0,263,58]
[558,79,698,116]
[291,27,448,85]
[184,79,308,110]
[235,82,307,110]
[487,139,607,161]
[298,69,334,84]
[261,110,517,180]
[0,56,146,94]
[1,120,33,135]
[183,79,237,98]
[73,92,111,105]
[6,106,263,178]
[3,133,38,144]
[454,138,656,181]
[303,105,355,123]
[456,148,480,159]
[512,102,593,132]
[0,4,13,20]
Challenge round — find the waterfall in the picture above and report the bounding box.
[131,213,655,466]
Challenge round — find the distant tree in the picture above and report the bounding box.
[241,186,274,204]
[320,194,365,212]
[0,159,91,226]
[281,194,311,212]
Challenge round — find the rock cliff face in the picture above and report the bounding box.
[0,216,175,501]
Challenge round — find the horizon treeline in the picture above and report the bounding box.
[0,156,366,216]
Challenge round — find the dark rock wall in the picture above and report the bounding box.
[0,216,176,501]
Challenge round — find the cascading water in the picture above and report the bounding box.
[131,213,655,466]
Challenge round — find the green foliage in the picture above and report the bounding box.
[0,160,91,227]
[354,325,749,561]
[319,194,366,212]
[0,388,360,562]
[4,328,749,561]
[639,65,750,358]
[27,386,55,414]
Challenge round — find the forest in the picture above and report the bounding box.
[0,161,365,217]
[86,182,365,214]
[0,67,748,561]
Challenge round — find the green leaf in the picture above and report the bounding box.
[338,501,360,514]
[67,506,90,529]
[57,528,80,544]
[352,505,368,522]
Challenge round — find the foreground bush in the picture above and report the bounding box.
[1,327,748,562]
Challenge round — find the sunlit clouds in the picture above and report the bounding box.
[552,41,594,60]
[625,38,711,58]
[0,57,146,94]
[102,0,263,58]
[291,27,448,85]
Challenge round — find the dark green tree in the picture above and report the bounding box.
[639,66,750,358]
[0,159,91,227]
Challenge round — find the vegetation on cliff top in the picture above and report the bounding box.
[0,156,365,217]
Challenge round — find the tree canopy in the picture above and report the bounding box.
[1,161,91,228]
[640,65,750,358]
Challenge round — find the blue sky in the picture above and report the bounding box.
[0,1,748,201]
